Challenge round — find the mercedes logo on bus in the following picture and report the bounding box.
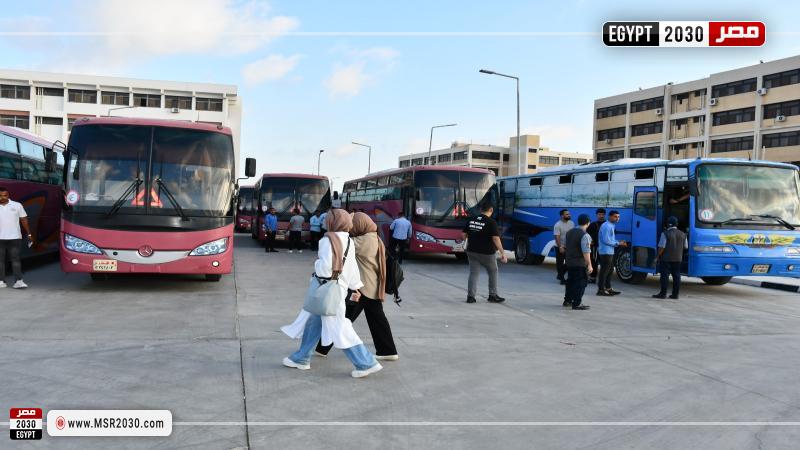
[138,245,154,257]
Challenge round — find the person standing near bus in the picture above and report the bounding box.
[264,207,278,253]
[462,201,507,304]
[319,209,328,233]
[553,209,574,285]
[309,210,322,251]
[0,186,33,289]
[389,212,412,264]
[586,208,606,284]
[653,216,688,300]
[597,210,627,296]
[564,214,593,310]
[288,209,305,254]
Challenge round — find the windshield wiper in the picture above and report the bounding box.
[154,177,189,222]
[717,217,757,226]
[105,178,143,218]
[752,214,796,230]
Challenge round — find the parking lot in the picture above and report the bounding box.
[3,234,800,449]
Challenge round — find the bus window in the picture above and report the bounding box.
[559,174,573,184]
[529,177,542,186]
[634,190,657,220]
[0,151,17,179]
[0,133,18,153]
[18,140,44,160]
[666,167,689,182]
[541,176,569,207]
[635,169,654,180]
[595,172,609,182]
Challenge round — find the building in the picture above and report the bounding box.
[0,69,242,162]
[398,135,592,176]
[593,55,800,165]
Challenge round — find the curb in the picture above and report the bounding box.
[731,277,800,293]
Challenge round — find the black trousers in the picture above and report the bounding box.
[390,238,408,264]
[659,261,682,297]
[316,295,398,357]
[289,231,303,250]
[597,254,615,291]
[264,231,276,251]
[310,231,322,250]
[565,267,588,306]
[555,248,566,280]
[0,239,23,281]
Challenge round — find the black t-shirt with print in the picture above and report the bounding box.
[462,214,500,255]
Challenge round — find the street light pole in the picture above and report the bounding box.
[317,149,325,175]
[480,69,521,175]
[428,123,457,164]
[351,141,372,174]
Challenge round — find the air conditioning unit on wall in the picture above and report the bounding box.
[655,108,663,115]
[757,88,768,95]
[605,138,612,144]
[709,98,718,106]
[776,115,786,122]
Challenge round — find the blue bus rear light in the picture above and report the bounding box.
[693,245,735,253]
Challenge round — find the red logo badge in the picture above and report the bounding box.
[138,245,154,257]
[709,22,765,46]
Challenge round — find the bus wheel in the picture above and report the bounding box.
[515,236,533,265]
[614,249,647,284]
[455,253,468,263]
[205,274,222,282]
[701,276,732,286]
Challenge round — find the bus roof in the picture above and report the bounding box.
[257,173,329,181]
[71,117,233,136]
[345,165,494,184]
[0,124,54,149]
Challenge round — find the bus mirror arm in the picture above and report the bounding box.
[44,148,56,172]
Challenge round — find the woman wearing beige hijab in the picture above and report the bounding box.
[315,212,398,360]
[281,209,383,378]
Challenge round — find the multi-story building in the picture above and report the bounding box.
[593,54,800,165]
[0,69,242,162]
[398,135,592,176]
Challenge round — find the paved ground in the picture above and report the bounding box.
[2,234,800,449]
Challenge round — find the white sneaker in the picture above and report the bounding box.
[0,281,6,288]
[314,351,328,357]
[12,280,28,289]
[351,363,383,378]
[282,357,310,370]
[376,354,399,361]
[299,250,303,254]
[288,250,294,254]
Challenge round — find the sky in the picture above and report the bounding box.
[2,0,799,190]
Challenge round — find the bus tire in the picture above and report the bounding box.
[455,253,468,262]
[205,274,222,282]
[701,276,732,286]
[614,248,648,284]
[515,236,540,265]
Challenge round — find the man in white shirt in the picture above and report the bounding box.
[389,212,412,264]
[553,209,575,285]
[0,187,33,289]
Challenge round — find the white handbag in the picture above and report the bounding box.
[303,238,351,316]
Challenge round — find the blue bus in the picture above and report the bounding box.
[497,158,800,285]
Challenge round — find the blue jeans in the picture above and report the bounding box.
[289,314,377,370]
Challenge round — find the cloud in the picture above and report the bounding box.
[323,46,399,99]
[324,62,370,98]
[242,54,303,85]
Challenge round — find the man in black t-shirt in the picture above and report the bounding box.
[462,201,507,304]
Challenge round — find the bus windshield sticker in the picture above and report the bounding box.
[65,190,80,205]
[262,205,268,212]
[700,209,715,221]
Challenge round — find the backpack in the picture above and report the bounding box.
[385,252,404,305]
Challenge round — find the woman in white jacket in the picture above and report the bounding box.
[281,209,383,378]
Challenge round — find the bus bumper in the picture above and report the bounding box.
[61,247,233,275]
[689,255,800,278]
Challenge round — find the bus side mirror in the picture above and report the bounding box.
[44,148,56,172]
[244,158,256,178]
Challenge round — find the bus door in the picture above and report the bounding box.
[631,186,658,273]
[499,180,516,243]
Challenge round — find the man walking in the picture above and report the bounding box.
[553,209,574,285]
[462,201,507,303]
[586,208,606,283]
[0,186,33,289]
[264,208,278,253]
[309,210,322,250]
[389,212,412,264]
[653,216,688,300]
[597,210,627,296]
[288,209,305,253]
[564,214,593,310]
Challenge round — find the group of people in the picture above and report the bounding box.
[263,208,329,253]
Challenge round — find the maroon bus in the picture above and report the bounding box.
[251,174,331,245]
[235,185,255,232]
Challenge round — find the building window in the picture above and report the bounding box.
[539,155,559,165]
[596,150,624,160]
[133,93,161,108]
[0,114,29,129]
[399,160,410,168]
[196,97,223,111]
[712,107,755,126]
[763,68,800,89]
[692,116,702,123]
[452,151,467,161]
[693,88,707,97]
[528,147,537,153]
[673,92,689,103]
[39,87,63,97]
[711,78,757,98]
[471,151,501,161]
[673,118,688,129]
[411,158,423,166]
[0,84,31,100]
[763,131,800,148]
[597,127,625,141]
[527,164,537,170]
[40,117,63,125]
[562,157,587,165]
[438,154,451,163]
[631,121,664,136]
[596,103,627,118]
[502,154,509,162]
[101,91,129,106]
[165,95,192,109]
[630,146,660,158]
[68,89,97,104]
[710,136,753,153]
[630,96,663,113]
[763,100,800,119]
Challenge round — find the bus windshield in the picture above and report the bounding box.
[260,179,296,216]
[696,164,800,226]
[297,179,330,215]
[66,124,234,217]
[414,170,496,225]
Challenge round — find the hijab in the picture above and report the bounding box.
[324,209,353,275]
[351,212,386,299]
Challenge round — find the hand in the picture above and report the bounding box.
[618,240,628,247]
[350,291,362,302]
[558,247,565,254]
[499,254,508,263]
[587,266,593,275]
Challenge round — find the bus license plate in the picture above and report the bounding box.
[92,259,118,272]
[751,264,770,274]
[452,243,464,252]
[276,235,285,241]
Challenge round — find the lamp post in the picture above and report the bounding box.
[428,123,457,164]
[479,69,521,175]
[351,141,371,174]
[317,149,325,175]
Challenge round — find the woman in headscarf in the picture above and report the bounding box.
[281,209,383,378]
[315,212,398,360]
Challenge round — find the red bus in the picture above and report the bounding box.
[59,117,255,281]
[251,174,331,245]
[235,185,255,232]
[0,124,62,258]
[342,166,496,259]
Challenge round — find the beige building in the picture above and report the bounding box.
[399,134,592,176]
[593,54,800,165]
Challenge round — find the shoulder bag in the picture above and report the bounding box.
[303,237,351,316]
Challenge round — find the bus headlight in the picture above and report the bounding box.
[786,247,800,257]
[415,231,437,243]
[693,245,735,253]
[189,238,229,256]
[64,234,102,254]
